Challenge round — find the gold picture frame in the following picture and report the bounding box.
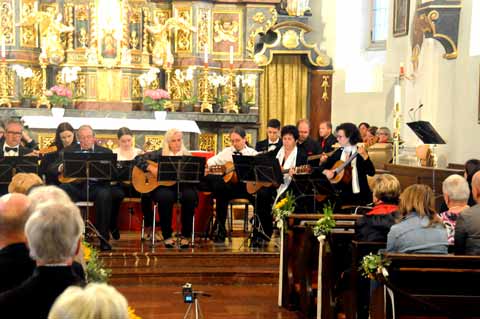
[393,0,410,37]
[212,9,243,56]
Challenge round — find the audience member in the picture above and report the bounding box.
[355,174,400,242]
[455,171,480,255]
[8,172,44,194]
[376,127,391,143]
[440,175,470,245]
[464,159,480,206]
[358,122,370,142]
[49,283,129,319]
[0,201,86,318]
[387,184,448,254]
[0,193,35,293]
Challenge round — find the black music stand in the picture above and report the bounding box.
[233,154,283,247]
[62,152,117,241]
[0,157,38,194]
[153,156,206,247]
[292,171,334,213]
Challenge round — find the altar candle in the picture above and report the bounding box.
[399,62,405,76]
[1,36,5,59]
[204,45,208,65]
[229,46,234,66]
[34,1,38,11]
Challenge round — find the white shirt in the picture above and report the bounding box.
[268,138,280,152]
[207,145,258,166]
[113,147,143,161]
[3,143,20,157]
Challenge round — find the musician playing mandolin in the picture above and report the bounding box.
[322,122,375,206]
[204,126,257,243]
[255,125,308,247]
[134,128,197,248]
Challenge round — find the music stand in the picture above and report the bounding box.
[233,153,283,247]
[62,152,117,241]
[153,156,206,247]
[112,160,141,231]
[0,157,38,191]
[292,171,334,213]
[407,121,446,197]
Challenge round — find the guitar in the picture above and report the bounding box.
[131,159,176,193]
[327,152,359,184]
[246,165,312,194]
[206,161,238,184]
[307,149,337,162]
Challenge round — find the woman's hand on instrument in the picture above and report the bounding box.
[322,169,334,180]
[357,145,369,160]
[147,164,156,175]
[288,168,295,176]
[320,154,328,163]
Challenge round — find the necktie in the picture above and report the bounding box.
[82,148,94,153]
[5,147,18,153]
[233,151,241,155]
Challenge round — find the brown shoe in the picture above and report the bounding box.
[164,237,175,248]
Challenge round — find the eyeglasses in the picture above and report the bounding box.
[6,131,22,136]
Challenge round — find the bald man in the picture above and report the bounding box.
[455,171,480,255]
[0,193,35,293]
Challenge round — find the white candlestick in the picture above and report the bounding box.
[229,46,234,65]
[34,1,38,11]
[1,36,5,58]
[204,45,208,64]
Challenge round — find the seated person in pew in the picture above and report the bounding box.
[39,122,77,185]
[387,184,448,254]
[8,173,44,194]
[355,174,400,242]
[454,171,480,255]
[440,174,470,246]
[376,126,392,143]
[464,159,480,207]
[255,125,308,247]
[321,122,376,207]
[134,128,197,248]
[201,126,257,243]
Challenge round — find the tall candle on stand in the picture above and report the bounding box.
[229,46,234,68]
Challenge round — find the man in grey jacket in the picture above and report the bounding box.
[455,171,480,255]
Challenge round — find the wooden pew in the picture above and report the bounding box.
[282,214,361,318]
[370,253,480,319]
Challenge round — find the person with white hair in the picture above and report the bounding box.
[27,185,73,211]
[0,201,85,318]
[49,283,129,319]
[455,171,480,255]
[440,174,470,245]
[0,193,35,293]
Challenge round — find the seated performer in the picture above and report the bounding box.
[255,118,282,155]
[204,126,257,243]
[322,122,375,206]
[56,125,116,251]
[255,125,308,247]
[134,128,197,248]
[39,122,77,185]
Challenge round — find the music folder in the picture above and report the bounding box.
[407,121,446,145]
[0,156,38,184]
[156,156,206,183]
[62,152,117,180]
[233,153,283,185]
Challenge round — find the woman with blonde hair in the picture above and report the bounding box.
[135,128,196,248]
[8,173,44,194]
[387,184,448,254]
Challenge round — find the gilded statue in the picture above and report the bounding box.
[130,30,139,50]
[213,20,239,43]
[18,11,74,64]
[145,15,196,66]
[78,27,88,48]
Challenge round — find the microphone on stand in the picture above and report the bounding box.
[413,103,423,121]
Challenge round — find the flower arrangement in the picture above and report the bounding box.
[313,202,336,238]
[273,191,296,231]
[360,253,391,281]
[45,85,73,107]
[138,67,160,88]
[82,242,111,283]
[143,88,170,111]
[60,66,81,84]
[12,65,37,101]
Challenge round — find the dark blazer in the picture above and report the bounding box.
[255,138,282,155]
[297,137,321,157]
[0,243,35,294]
[454,204,480,255]
[53,143,113,176]
[323,148,376,206]
[318,134,337,154]
[0,266,85,319]
[0,141,33,157]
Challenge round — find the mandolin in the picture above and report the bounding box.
[327,152,359,184]
[246,165,312,194]
[206,161,238,184]
[131,159,176,193]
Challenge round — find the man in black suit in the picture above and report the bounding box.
[0,200,85,319]
[56,125,118,251]
[255,118,282,155]
[297,119,321,157]
[0,193,35,293]
[318,120,337,154]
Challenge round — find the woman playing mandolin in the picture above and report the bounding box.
[322,122,375,206]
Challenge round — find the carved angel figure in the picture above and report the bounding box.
[213,20,239,43]
[18,11,74,64]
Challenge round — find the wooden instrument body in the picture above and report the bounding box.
[132,160,175,193]
[207,161,238,184]
[245,165,312,194]
[328,160,352,184]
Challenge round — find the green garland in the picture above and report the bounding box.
[313,201,336,237]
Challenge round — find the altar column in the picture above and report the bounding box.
[309,70,333,140]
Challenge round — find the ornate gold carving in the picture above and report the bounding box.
[78,27,88,48]
[144,135,164,151]
[252,12,265,24]
[20,1,37,47]
[198,76,215,103]
[130,8,141,24]
[170,69,193,101]
[174,8,193,53]
[95,134,118,150]
[247,8,277,58]
[132,78,141,99]
[23,69,42,99]
[213,19,239,43]
[199,133,217,152]
[65,4,74,51]
[321,75,329,102]
[76,5,88,21]
[89,2,97,48]
[222,133,252,149]
[76,74,86,98]
[197,8,210,53]
[0,1,15,46]
[38,133,55,149]
[282,30,299,49]
[130,30,139,49]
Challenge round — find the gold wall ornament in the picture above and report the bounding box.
[76,74,86,98]
[213,19,239,43]
[246,7,277,58]
[78,27,88,48]
[170,69,193,101]
[144,135,164,151]
[174,8,194,53]
[23,69,42,99]
[130,30,139,49]
[222,133,252,149]
[252,12,265,24]
[95,134,118,150]
[0,60,12,107]
[321,75,329,102]
[20,1,37,47]
[197,8,211,53]
[38,134,55,149]
[0,0,15,46]
[65,4,74,51]
[282,30,299,49]
[212,9,243,56]
[132,78,141,99]
[76,5,88,21]
[199,133,217,152]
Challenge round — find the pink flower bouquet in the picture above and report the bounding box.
[144,89,170,111]
[46,85,73,107]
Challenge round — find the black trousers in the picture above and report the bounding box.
[60,182,113,241]
[148,184,198,238]
[110,183,152,231]
[255,186,276,239]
